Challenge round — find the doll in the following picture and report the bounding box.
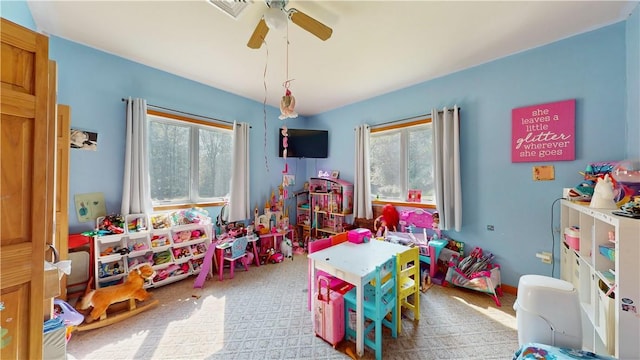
[374,204,399,238]
[432,211,441,239]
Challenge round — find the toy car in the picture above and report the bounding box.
[269,252,284,263]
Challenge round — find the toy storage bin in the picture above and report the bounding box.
[152,249,173,267]
[597,279,615,354]
[127,251,153,268]
[190,257,205,274]
[564,226,580,250]
[190,242,207,258]
[125,213,148,233]
[97,235,126,261]
[126,234,151,257]
[97,258,126,280]
[171,245,193,263]
[598,244,615,262]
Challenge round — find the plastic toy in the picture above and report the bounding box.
[590,174,618,209]
[280,236,293,258]
[79,264,156,323]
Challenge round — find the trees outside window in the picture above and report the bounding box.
[148,111,232,207]
[370,120,433,204]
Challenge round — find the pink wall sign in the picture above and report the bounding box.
[511,99,575,163]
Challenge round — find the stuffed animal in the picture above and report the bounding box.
[79,264,155,323]
[590,174,618,209]
[280,236,293,258]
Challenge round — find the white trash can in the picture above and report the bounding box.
[513,274,582,349]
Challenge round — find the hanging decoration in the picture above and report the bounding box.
[279,84,297,120]
[279,24,295,216]
[279,25,297,120]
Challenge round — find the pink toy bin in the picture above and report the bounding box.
[564,227,580,251]
[347,228,371,244]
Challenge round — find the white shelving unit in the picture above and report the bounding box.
[560,200,640,358]
[94,213,212,290]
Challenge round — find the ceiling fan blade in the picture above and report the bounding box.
[247,18,269,49]
[289,9,332,41]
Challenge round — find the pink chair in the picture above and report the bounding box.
[307,235,351,310]
[219,236,249,281]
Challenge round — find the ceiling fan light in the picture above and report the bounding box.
[264,7,287,30]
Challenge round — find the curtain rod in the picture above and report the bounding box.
[371,107,461,129]
[121,98,249,127]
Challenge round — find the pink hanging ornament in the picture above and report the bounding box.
[279,89,298,120]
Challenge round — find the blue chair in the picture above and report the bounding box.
[218,236,249,281]
[344,256,397,360]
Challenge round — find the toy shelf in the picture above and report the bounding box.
[93,210,212,290]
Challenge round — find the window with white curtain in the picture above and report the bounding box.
[147,110,233,207]
[369,119,434,204]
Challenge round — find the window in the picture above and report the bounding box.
[147,110,233,207]
[369,119,434,204]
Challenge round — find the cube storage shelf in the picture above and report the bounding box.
[560,200,640,358]
[94,213,212,290]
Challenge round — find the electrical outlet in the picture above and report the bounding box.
[536,252,553,264]
[487,225,494,231]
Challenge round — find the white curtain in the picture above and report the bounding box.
[432,106,462,231]
[121,97,152,215]
[228,121,250,222]
[353,124,373,219]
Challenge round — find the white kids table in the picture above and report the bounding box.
[308,240,407,357]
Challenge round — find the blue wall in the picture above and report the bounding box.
[0,0,35,29]
[308,23,630,287]
[49,37,308,234]
[627,4,640,158]
[3,2,638,287]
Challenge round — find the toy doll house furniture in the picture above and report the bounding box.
[396,246,420,333]
[218,235,249,281]
[344,256,398,360]
[308,177,353,238]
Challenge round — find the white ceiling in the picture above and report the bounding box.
[27,0,637,116]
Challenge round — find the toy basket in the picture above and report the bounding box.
[445,249,503,307]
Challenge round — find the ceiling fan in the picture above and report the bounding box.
[246,0,333,49]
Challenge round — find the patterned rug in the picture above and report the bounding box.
[67,255,519,359]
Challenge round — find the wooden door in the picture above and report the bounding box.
[56,104,70,300]
[1,18,52,359]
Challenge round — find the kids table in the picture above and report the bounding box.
[308,240,407,357]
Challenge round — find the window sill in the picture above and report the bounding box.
[152,201,225,212]
[372,200,436,209]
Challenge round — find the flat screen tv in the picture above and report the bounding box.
[278,128,328,158]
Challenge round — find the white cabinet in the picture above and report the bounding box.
[560,200,640,358]
[94,212,212,290]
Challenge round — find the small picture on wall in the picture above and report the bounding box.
[283,174,295,187]
[70,129,98,151]
[74,192,107,222]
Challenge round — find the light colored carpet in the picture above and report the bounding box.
[67,255,519,359]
